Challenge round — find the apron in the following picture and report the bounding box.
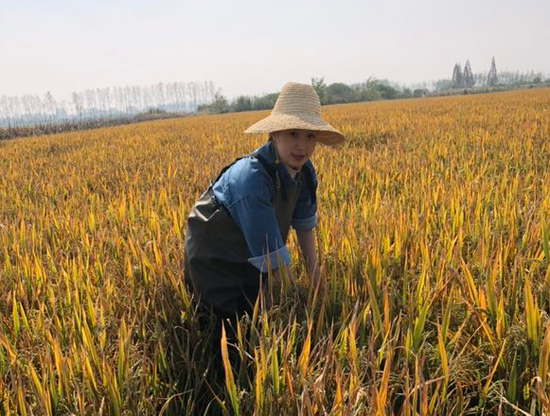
[184,152,302,316]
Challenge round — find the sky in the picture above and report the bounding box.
[1,0,549,101]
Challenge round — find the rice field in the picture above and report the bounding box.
[1,88,550,415]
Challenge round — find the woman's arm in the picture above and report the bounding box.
[296,228,321,289]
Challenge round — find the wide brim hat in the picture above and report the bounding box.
[244,82,346,147]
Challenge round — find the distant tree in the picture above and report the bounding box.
[251,93,278,110]
[463,60,475,88]
[401,88,413,98]
[44,91,56,121]
[348,84,364,101]
[413,88,428,98]
[474,72,486,87]
[209,93,229,114]
[434,78,453,91]
[311,77,327,104]
[487,57,498,86]
[325,82,353,104]
[72,92,84,119]
[377,83,399,99]
[497,70,543,85]
[363,77,382,101]
[232,96,252,112]
[452,63,464,88]
[189,82,199,111]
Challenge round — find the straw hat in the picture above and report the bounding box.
[244,82,346,147]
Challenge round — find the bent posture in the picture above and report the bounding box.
[183,82,346,368]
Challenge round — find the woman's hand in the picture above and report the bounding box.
[264,265,295,308]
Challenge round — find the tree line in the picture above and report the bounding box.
[451,57,498,88]
[2,59,548,128]
[445,57,547,90]
[199,58,549,115]
[0,81,218,128]
[198,77,431,115]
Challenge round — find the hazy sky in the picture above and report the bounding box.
[1,0,549,101]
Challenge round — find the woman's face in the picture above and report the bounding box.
[272,129,318,170]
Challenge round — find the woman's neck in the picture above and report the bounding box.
[284,163,301,179]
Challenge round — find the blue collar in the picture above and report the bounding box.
[255,141,301,186]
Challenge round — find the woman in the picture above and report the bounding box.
[183,82,345,369]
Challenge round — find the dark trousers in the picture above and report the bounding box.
[185,276,260,380]
[183,265,276,415]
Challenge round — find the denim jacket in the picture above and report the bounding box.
[212,140,318,272]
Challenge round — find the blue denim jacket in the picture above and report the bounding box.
[212,140,318,272]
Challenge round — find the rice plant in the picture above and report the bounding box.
[1,88,550,415]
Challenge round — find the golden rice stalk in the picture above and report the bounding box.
[220,323,240,416]
[524,276,540,348]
